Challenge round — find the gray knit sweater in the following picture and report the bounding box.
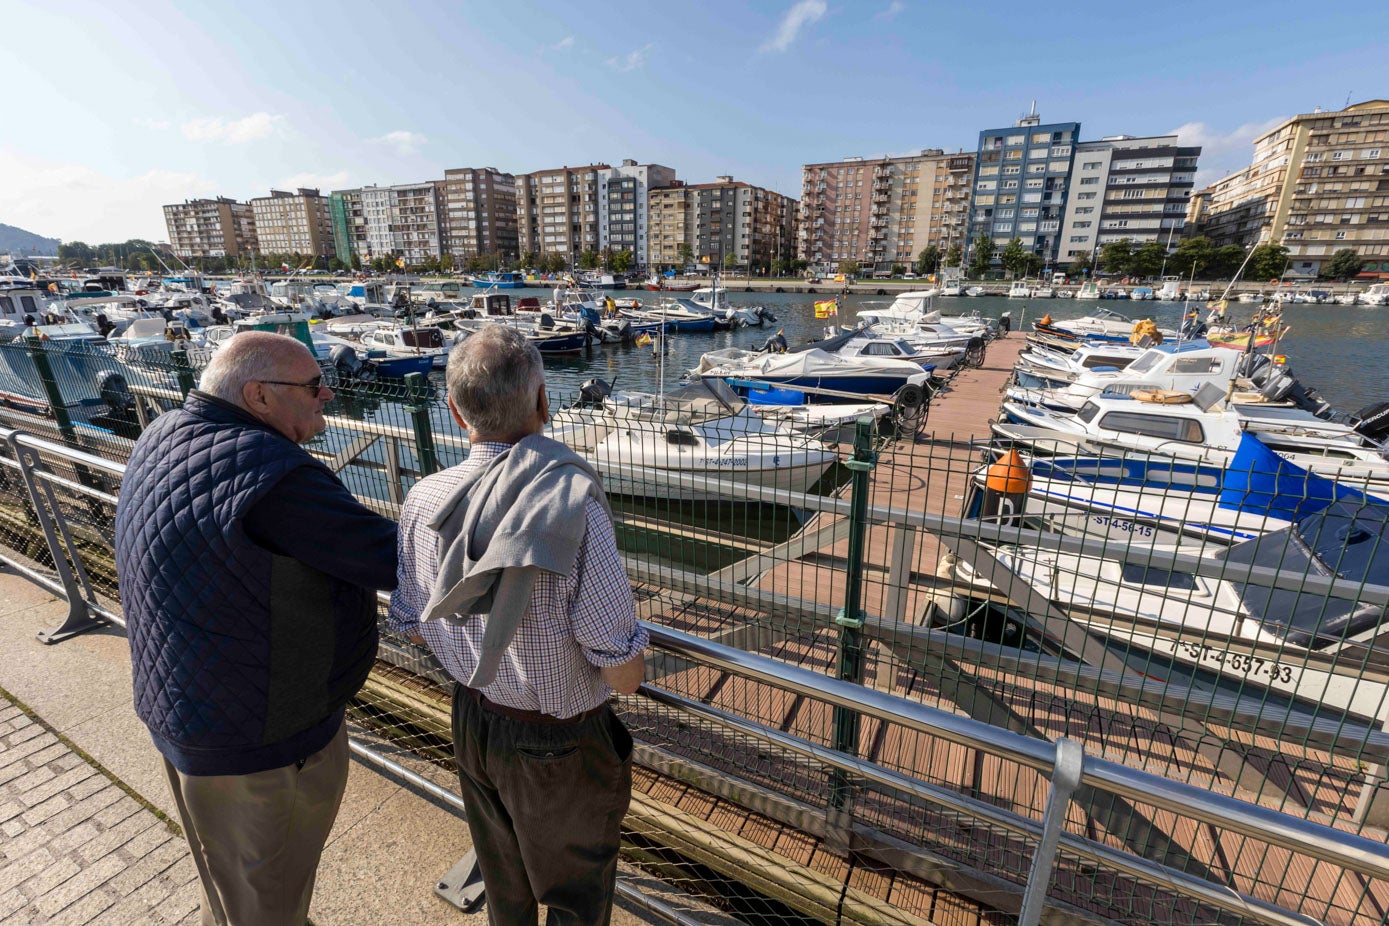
[418,433,611,687]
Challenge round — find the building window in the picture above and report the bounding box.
[1080,177,1098,185]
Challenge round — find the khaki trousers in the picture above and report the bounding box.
[162,720,350,926]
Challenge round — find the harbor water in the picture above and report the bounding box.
[441,288,1389,416]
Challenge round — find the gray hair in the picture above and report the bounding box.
[445,325,544,437]
[199,332,316,407]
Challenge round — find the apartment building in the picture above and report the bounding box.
[596,160,676,267]
[440,167,519,262]
[248,188,335,259]
[647,177,796,271]
[360,182,444,264]
[328,188,368,267]
[1194,100,1389,277]
[515,165,609,262]
[1057,135,1200,261]
[966,111,1080,268]
[162,197,258,259]
[798,150,973,271]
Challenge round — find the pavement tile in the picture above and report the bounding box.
[74,814,162,868]
[0,886,28,920]
[91,794,144,830]
[1,819,23,837]
[6,764,56,797]
[20,764,96,808]
[48,820,99,855]
[18,789,73,826]
[0,846,53,894]
[0,733,55,771]
[33,852,125,916]
[108,837,184,897]
[3,722,43,747]
[11,853,82,904]
[41,885,120,926]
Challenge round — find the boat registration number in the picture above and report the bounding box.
[1090,515,1154,537]
[1166,640,1298,684]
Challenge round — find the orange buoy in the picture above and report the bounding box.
[981,449,1032,526]
[1040,313,1052,326]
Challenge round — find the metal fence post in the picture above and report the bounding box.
[24,337,76,444]
[1018,737,1086,926]
[171,349,196,399]
[405,372,439,478]
[830,418,877,812]
[6,432,105,643]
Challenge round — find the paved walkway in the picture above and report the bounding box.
[0,565,717,925]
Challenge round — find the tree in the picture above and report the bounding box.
[1067,251,1092,277]
[440,253,454,273]
[1128,241,1168,279]
[1023,252,1045,278]
[1325,248,1365,281]
[1000,237,1029,278]
[967,238,995,279]
[1099,238,1134,275]
[611,250,634,274]
[943,243,963,268]
[1209,244,1248,280]
[676,243,694,269]
[578,248,599,270]
[890,263,907,277]
[1167,237,1213,279]
[723,252,739,271]
[836,259,860,278]
[1248,243,1290,281]
[915,245,941,277]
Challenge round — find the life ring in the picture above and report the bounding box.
[1132,389,1192,404]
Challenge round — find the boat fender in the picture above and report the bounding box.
[980,449,1031,527]
[1039,314,1052,326]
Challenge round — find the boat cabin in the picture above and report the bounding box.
[469,293,514,316]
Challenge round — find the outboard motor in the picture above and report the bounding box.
[890,381,930,435]
[577,377,613,408]
[539,312,556,330]
[761,331,788,353]
[95,370,134,415]
[998,311,1012,334]
[963,335,988,368]
[330,344,366,382]
[1353,400,1389,443]
[759,306,777,324]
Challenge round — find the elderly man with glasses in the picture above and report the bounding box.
[115,331,398,926]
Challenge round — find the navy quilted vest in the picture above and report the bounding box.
[115,392,377,775]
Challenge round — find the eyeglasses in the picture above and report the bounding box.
[258,375,327,396]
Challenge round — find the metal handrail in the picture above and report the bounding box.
[5,420,1389,923]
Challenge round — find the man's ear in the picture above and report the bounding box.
[446,396,468,431]
[242,380,269,414]
[537,386,550,425]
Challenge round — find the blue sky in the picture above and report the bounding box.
[4,0,1386,244]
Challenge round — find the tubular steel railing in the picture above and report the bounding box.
[2,336,1389,924]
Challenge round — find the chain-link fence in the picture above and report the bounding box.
[0,334,1386,925]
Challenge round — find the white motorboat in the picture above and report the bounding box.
[1031,285,1055,299]
[997,391,1389,496]
[1156,277,1183,301]
[1034,307,1175,342]
[947,499,1389,720]
[797,327,964,371]
[1007,280,1031,298]
[965,286,986,297]
[355,323,456,368]
[1005,340,1250,412]
[1014,340,1150,389]
[695,347,935,401]
[548,379,837,501]
[1361,283,1389,306]
[1075,281,1101,300]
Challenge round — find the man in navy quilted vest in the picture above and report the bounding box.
[115,331,397,926]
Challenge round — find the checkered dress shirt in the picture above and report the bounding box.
[388,442,647,718]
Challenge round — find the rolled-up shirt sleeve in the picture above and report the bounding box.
[569,497,647,667]
[387,492,431,638]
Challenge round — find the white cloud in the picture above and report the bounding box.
[760,0,827,53]
[1168,116,1287,188]
[551,35,574,51]
[276,171,351,191]
[0,146,216,243]
[875,1,905,21]
[181,112,283,144]
[133,117,171,131]
[373,130,427,156]
[606,43,653,73]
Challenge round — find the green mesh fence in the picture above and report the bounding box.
[0,335,1386,926]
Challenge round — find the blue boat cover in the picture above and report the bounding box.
[1218,432,1373,519]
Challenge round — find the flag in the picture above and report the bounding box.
[47,283,57,293]
[634,332,653,347]
[281,262,291,272]
[814,299,838,318]
[29,270,36,281]
[1206,298,1227,312]
[395,257,406,269]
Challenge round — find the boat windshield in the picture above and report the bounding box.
[1077,402,1101,423]
[1125,350,1162,373]
[1224,502,1389,652]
